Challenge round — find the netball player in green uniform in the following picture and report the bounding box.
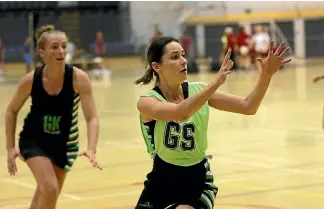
[134,37,291,209]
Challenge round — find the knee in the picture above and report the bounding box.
[30,189,40,208]
[176,205,195,209]
[38,179,59,197]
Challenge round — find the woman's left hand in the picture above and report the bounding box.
[80,149,102,170]
[257,41,292,76]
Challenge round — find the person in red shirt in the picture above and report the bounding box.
[236,26,251,70]
[180,31,192,57]
[150,25,163,44]
[95,31,106,57]
[144,29,163,63]
[0,38,4,65]
[151,31,163,44]
[0,38,5,73]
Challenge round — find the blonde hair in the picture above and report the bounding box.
[35,24,66,50]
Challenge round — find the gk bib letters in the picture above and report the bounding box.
[43,115,61,134]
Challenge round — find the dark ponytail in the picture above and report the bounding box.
[134,36,178,86]
[134,66,159,86]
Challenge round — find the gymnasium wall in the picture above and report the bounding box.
[0,11,60,62]
[128,1,324,59]
[183,2,324,59]
[194,2,324,16]
[1,2,324,63]
[0,2,135,63]
[128,1,324,38]
[129,1,183,43]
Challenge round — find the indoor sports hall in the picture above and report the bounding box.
[0,2,324,209]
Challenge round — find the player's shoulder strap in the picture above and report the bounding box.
[33,64,44,82]
[141,86,167,102]
[30,65,45,97]
[141,82,191,101]
[64,64,75,94]
[188,81,208,93]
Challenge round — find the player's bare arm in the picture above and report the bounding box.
[138,80,223,122]
[5,71,34,175]
[138,48,234,122]
[208,41,292,115]
[74,67,101,169]
[6,72,34,149]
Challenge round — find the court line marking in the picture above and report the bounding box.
[254,127,324,138]
[218,171,298,184]
[231,182,324,199]
[0,190,139,209]
[1,153,323,209]
[214,161,324,184]
[102,134,324,181]
[1,156,322,209]
[3,180,324,209]
[1,128,322,208]
[222,152,299,163]
[0,126,321,158]
[0,178,82,200]
[218,182,324,199]
[213,150,299,164]
[214,155,324,178]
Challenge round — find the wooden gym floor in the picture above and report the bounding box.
[0,57,323,209]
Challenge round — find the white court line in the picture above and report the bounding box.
[1,168,319,209]
[215,156,273,169]
[0,179,82,200]
[218,170,300,184]
[104,133,321,176]
[0,190,139,209]
[3,127,321,209]
[215,155,324,178]
[105,141,146,151]
[226,150,324,177]
[254,127,324,137]
[0,168,315,209]
[212,150,299,164]
[313,168,324,173]
[1,156,323,209]
[78,190,139,201]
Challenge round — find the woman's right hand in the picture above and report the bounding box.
[7,148,23,176]
[214,48,234,86]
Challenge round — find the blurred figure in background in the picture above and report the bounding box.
[236,26,251,70]
[151,24,162,41]
[65,41,75,64]
[95,31,106,57]
[221,27,237,70]
[150,28,163,44]
[24,36,33,73]
[144,25,163,65]
[251,24,270,71]
[0,38,5,66]
[0,38,4,81]
[180,30,192,58]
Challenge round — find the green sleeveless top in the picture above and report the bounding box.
[139,82,209,166]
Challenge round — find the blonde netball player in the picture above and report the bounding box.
[5,25,101,209]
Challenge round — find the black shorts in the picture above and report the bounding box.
[135,155,218,209]
[19,137,79,172]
